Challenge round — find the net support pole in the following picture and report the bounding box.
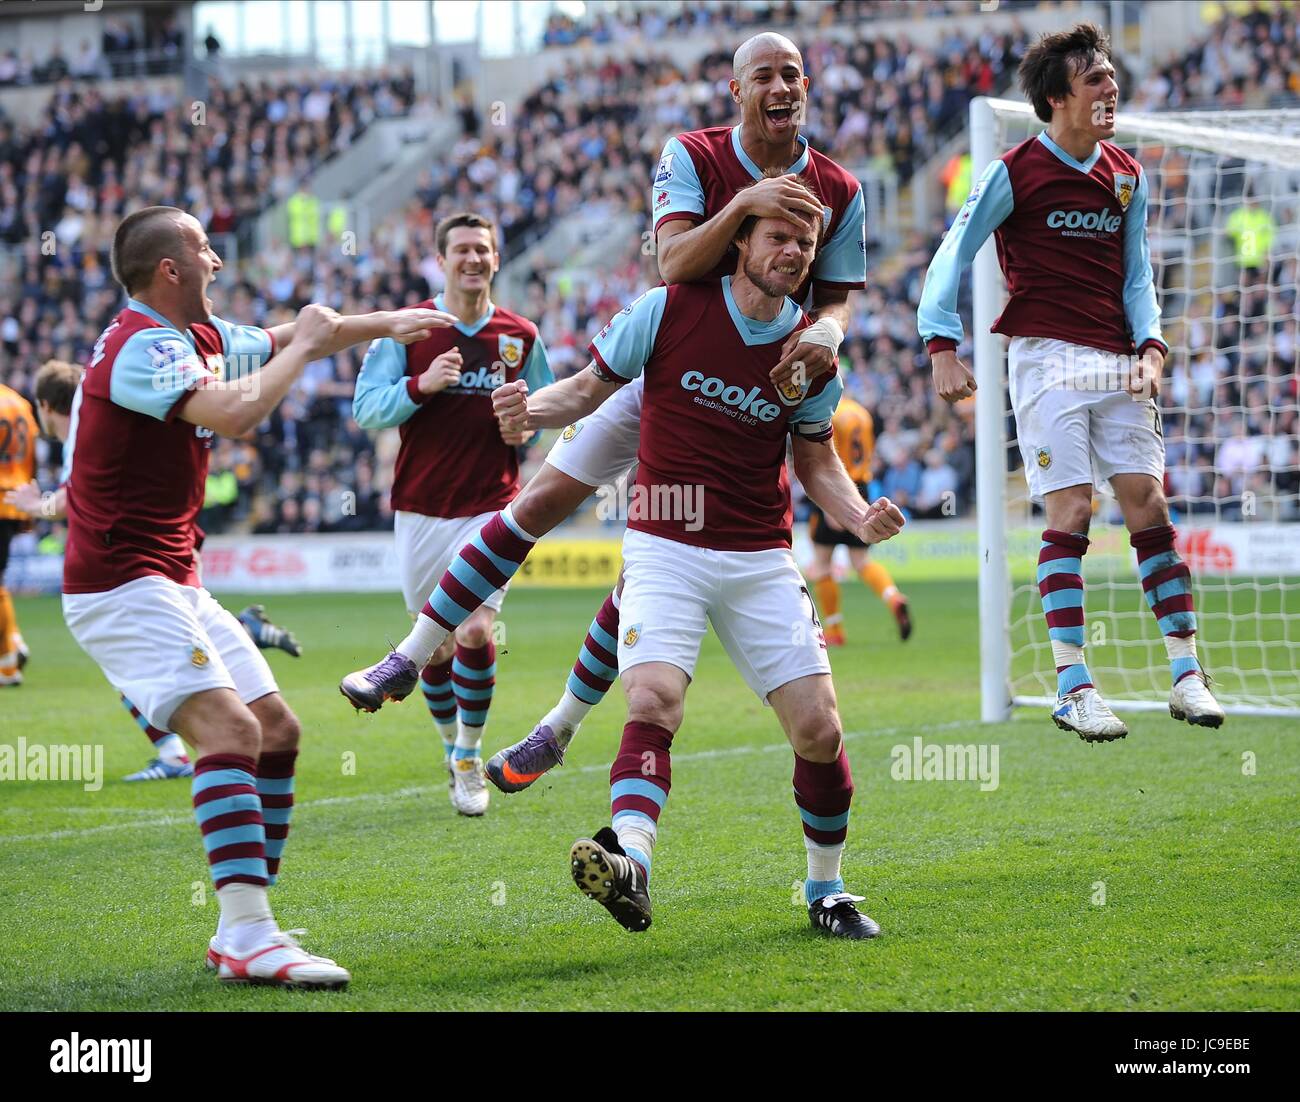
[971,97,1012,724]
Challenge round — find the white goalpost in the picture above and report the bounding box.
[971,97,1300,722]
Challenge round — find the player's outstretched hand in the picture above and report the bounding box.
[388,307,458,345]
[4,481,44,517]
[1127,346,1164,400]
[739,174,824,225]
[931,349,977,403]
[492,379,531,433]
[857,497,905,545]
[294,304,343,358]
[417,348,463,395]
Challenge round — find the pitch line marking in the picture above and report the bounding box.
[2,719,975,844]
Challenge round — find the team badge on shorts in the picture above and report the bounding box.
[623,623,641,648]
[561,423,582,442]
[499,335,524,368]
[190,646,209,668]
[1036,446,1052,470]
[1114,172,1136,210]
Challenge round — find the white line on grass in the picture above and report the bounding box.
[3,719,975,844]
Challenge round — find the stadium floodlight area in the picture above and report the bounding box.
[971,97,1300,721]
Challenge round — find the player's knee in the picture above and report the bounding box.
[515,470,586,535]
[456,615,493,649]
[429,635,457,665]
[625,682,682,733]
[790,712,843,763]
[256,699,301,752]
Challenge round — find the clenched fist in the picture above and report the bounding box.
[856,496,905,545]
[417,348,463,395]
[492,379,531,434]
[931,349,977,403]
[294,303,343,358]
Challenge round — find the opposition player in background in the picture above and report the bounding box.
[61,205,448,989]
[0,379,38,686]
[341,32,868,796]
[494,201,903,938]
[5,360,301,782]
[804,392,912,644]
[918,22,1224,741]
[351,211,552,816]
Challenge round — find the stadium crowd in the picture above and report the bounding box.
[1,4,1296,562]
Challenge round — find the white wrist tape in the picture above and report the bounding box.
[796,317,844,355]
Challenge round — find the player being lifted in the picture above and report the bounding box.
[0,378,37,686]
[351,211,552,816]
[804,392,912,645]
[61,205,449,989]
[4,359,302,782]
[917,22,1224,740]
[340,32,868,792]
[493,185,903,937]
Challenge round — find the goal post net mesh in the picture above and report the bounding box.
[975,99,1300,717]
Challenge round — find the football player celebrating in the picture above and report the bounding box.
[805,392,912,644]
[918,22,1224,740]
[351,212,552,816]
[495,193,902,937]
[341,33,867,795]
[60,206,448,989]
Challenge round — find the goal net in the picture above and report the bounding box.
[970,98,1300,721]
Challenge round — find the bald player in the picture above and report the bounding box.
[918,23,1224,740]
[61,205,449,989]
[341,33,869,797]
[805,393,912,645]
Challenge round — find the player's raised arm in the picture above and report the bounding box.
[179,304,342,437]
[793,433,903,545]
[492,365,620,432]
[917,159,1015,402]
[265,306,454,360]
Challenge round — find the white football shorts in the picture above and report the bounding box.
[545,375,643,488]
[1008,336,1165,503]
[617,528,830,703]
[394,509,507,618]
[62,575,278,732]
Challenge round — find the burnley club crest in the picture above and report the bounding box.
[1113,172,1136,210]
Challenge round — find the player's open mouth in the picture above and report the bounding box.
[765,103,796,127]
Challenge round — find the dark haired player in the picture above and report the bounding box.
[352,211,552,816]
[341,33,869,797]
[60,205,449,988]
[918,22,1224,741]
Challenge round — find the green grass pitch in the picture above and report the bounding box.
[2,582,1296,1011]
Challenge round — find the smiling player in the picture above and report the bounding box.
[340,34,869,797]
[351,212,552,816]
[918,23,1224,741]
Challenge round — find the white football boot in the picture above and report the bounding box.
[1169,674,1226,728]
[207,928,337,971]
[1052,687,1128,743]
[217,929,349,989]
[449,756,490,816]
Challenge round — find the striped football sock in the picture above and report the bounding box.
[452,641,496,750]
[552,588,619,741]
[1131,524,1201,685]
[1038,530,1093,698]
[420,658,458,758]
[120,694,189,765]
[794,748,854,904]
[192,753,267,891]
[256,749,296,886]
[398,505,537,666]
[610,721,673,883]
